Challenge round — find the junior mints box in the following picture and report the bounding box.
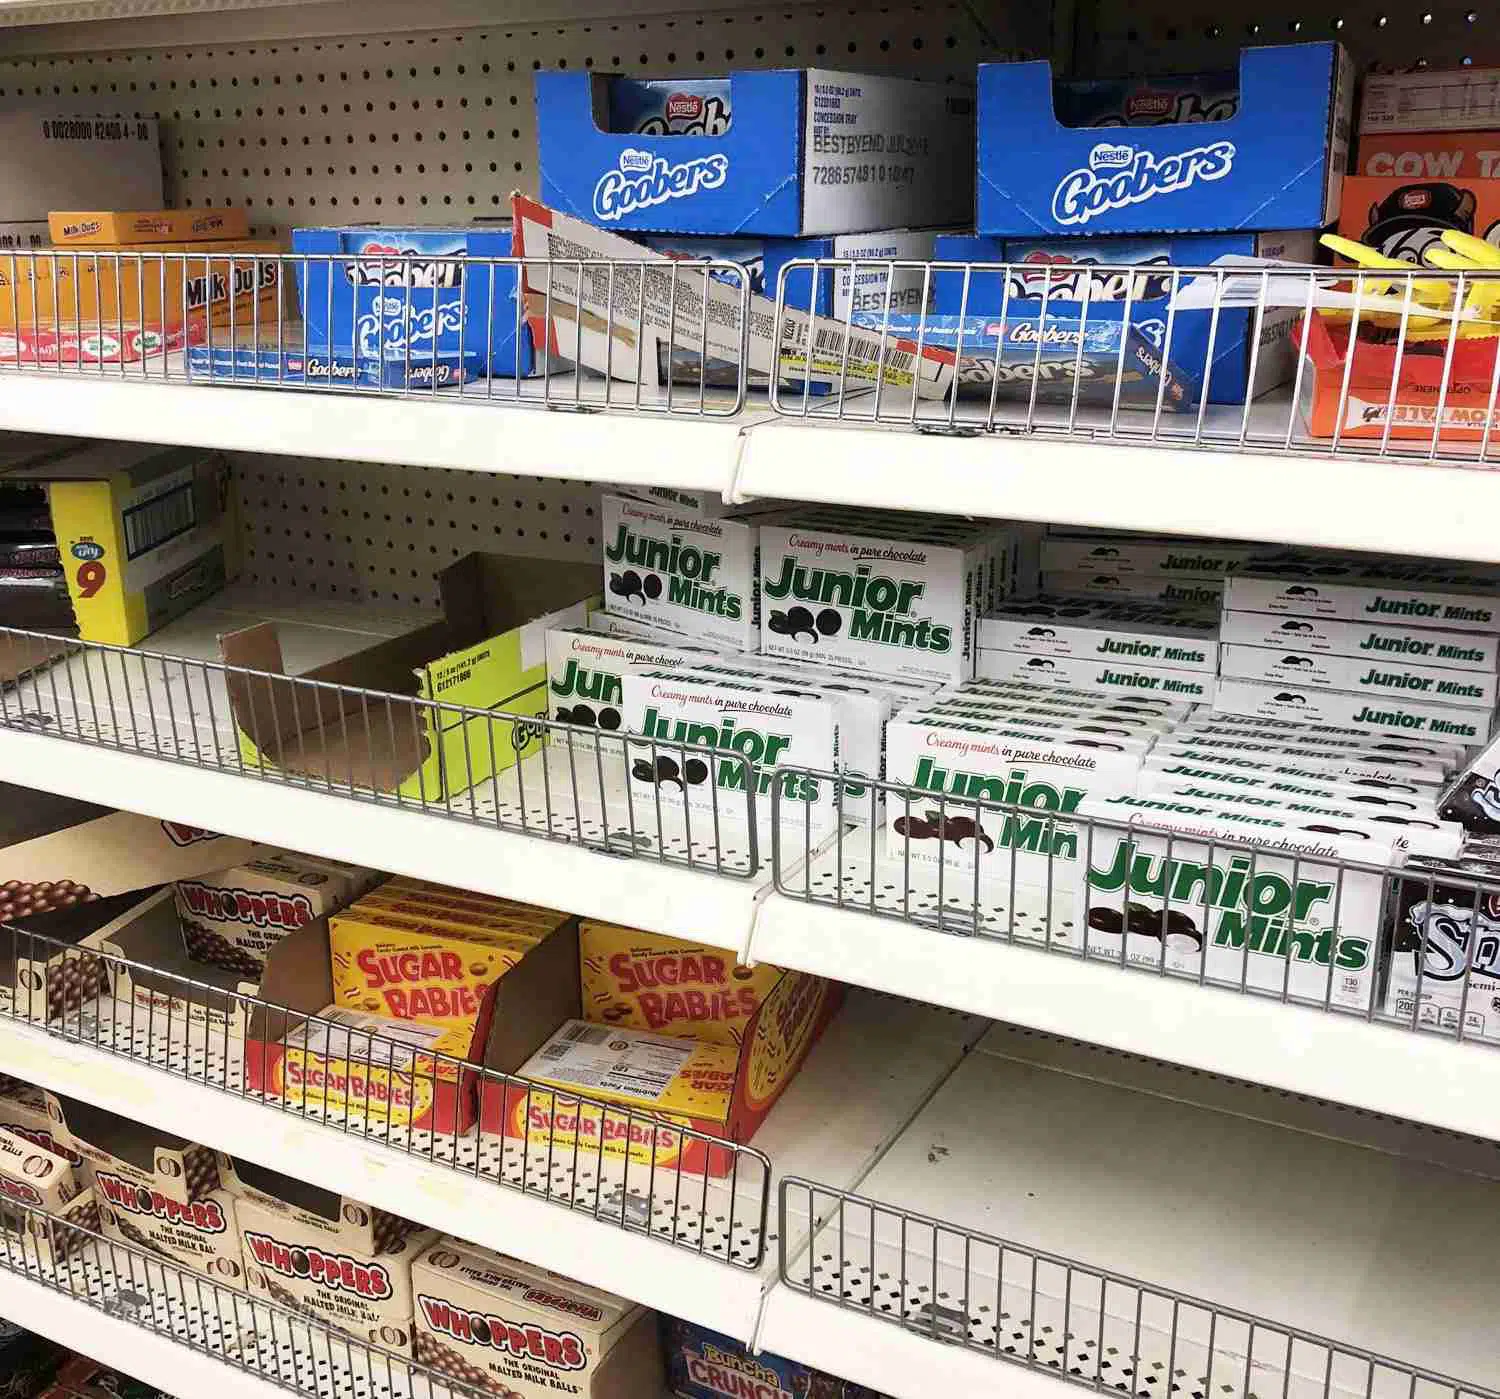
[537,69,975,235]
[1213,678,1492,745]
[760,510,1000,685]
[979,597,1217,673]
[1219,644,1500,708]
[619,669,840,827]
[1075,791,1386,1009]
[602,493,761,651]
[1219,609,1500,672]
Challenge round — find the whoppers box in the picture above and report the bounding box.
[49,1093,247,1286]
[223,1154,437,1353]
[929,231,1316,405]
[535,70,974,235]
[977,43,1353,237]
[0,1128,98,1269]
[412,1237,661,1399]
[292,225,532,384]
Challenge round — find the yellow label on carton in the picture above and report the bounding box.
[579,921,781,1046]
[329,911,533,1028]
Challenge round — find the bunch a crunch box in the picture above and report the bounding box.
[664,1316,889,1399]
[50,1092,247,1286]
[412,1237,661,1399]
[477,918,838,1177]
[223,1154,436,1355]
[0,441,237,647]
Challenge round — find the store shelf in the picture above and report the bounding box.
[761,1025,1500,1399]
[0,369,754,493]
[0,989,980,1348]
[733,413,1500,562]
[753,872,1500,1144]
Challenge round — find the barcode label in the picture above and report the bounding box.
[563,1024,610,1045]
[122,482,195,560]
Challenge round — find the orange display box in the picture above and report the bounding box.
[1336,173,1500,262]
[1358,131,1500,182]
[1296,310,1500,443]
[48,209,252,246]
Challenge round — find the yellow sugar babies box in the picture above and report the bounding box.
[330,909,539,1028]
[579,921,782,1046]
[508,1020,736,1171]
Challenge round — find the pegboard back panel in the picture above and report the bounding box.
[0,3,1033,233]
[1083,0,1499,76]
[234,454,601,608]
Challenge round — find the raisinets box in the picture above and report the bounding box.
[1074,790,1386,1007]
[412,1238,658,1399]
[536,69,974,235]
[223,1155,436,1354]
[977,43,1353,236]
[292,225,532,381]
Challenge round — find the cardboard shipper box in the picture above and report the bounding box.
[412,1237,661,1399]
[221,1153,437,1354]
[0,442,239,647]
[243,908,566,1134]
[222,551,597,801]
[47,209,252,246]
[0,1126,99,1268]
[48,1092,246,1285]
[476,919,838,1178]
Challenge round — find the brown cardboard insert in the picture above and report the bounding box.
[219,550,598,792]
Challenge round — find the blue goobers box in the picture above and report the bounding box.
[931,230,1317,404]
[535,69,974,235]
[977,43,1354,236]
[291,225,533,380]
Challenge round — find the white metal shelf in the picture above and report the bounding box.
[733,415,1500,562]
[763,1026,1500,1399]
[10,707,1500,1144]
[0,988,980,1350]
[0,372,752,495]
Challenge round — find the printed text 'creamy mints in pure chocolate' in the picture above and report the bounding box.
[1219,609,1500,672]
[883,710,1142,887]
[1218,645,1500,708]
[619,669,840,826]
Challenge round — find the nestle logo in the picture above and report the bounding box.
[1088,142,1133,170]
[1399,189,1431,210]
[665,93,703,121]
[618,148,653,174]
[1125,92,1174,118]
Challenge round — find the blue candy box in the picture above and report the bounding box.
[662,1316,887,1399]
[977,43,1354,236]
[536,69,974,235]
[291,224,533,381]
[930,230,1316,404]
